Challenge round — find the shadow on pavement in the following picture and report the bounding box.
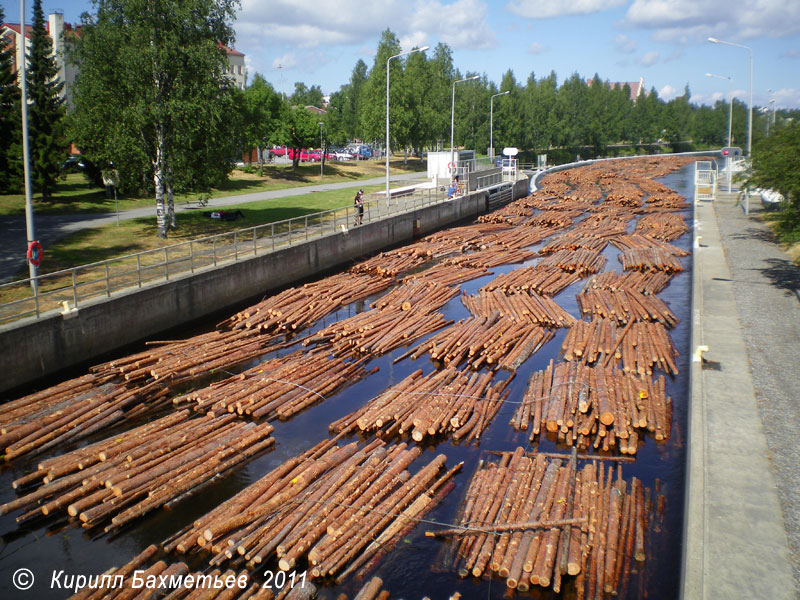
[750,258,800,300]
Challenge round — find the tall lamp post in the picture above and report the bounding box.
[20,0,38,292]
[385,45,428,207]
[708,37,753,157]
[450,75,480,173]
[706,72,733,192]
[490,90,509,160]
[318,122,324,177]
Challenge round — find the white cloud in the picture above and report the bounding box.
[507,0,627,19]
[527,42,549,55]
[772,88,800,109]
[659,84,677,100]
[625,0,800,41]
[236,0,494,51]
[614,34,637,54]
[780,49,800,59]
[640,51,660,67]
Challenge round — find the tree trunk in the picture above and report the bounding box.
[404,145,408,165]
[154,124,167,239]
[167,167,176,229]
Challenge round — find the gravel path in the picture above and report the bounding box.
[714,194,800,592]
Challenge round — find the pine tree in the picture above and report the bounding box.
[27,0,68,201]
[0,5,22,192]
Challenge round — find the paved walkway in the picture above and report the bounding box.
[0,172,425,283]
[683,191,798,599]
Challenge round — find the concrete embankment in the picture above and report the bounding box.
[0,178,529,393]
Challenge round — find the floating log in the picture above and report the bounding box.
[536,249,606,276]
[510,360,673,452]
[461,289,575,328]
[576,287,678,327]
[329,368,512,443]
[479,266,581,297]
[436,449,660,594]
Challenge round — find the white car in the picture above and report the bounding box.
[334,151,353,161]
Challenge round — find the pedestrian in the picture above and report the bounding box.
[354,189,364,225]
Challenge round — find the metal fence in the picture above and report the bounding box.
[0,186,453,325]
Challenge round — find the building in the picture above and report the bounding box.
[1,11,247,106]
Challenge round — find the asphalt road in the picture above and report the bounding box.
[0,172,424,283]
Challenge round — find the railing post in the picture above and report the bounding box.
[190,241,194,273]
[272,223,275,251]
[106,262,111,296]
[33,280,39,318]
[164,247,169,280]
[288,220,292,245]
[305,215,308,240]
[213,237,217,266]
[234,231,238,260]
[72,269,78,307]
[252,228,257,256]
[137,254,142,288]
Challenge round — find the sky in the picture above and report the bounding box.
[5,0,800,108]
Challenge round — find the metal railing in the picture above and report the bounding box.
[0,186,453,325]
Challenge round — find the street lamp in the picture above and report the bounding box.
[19,0,38,293]
[490,91,510,160]
[708,37,753,157]
[318,122,324,177]
[451,75,481,173]
[706,72,733,192]
[385,45,428,207]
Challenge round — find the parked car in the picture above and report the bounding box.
[346,144,373,159]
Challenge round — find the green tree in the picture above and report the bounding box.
[290,82,324,108]
[244,74,284,168]
[69,0,239,237]
[0,5,22,192]
[27,0,69,201]
[360,29,402,147]
[279,106,321,169]
[743,122,800,209]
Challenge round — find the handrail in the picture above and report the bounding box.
[0,185,457,324]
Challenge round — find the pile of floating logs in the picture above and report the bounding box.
[585,270,673,296]
[610,233,688,257]
[537,248,606,275]
[330,368,511,442]
[371,281,459,312]
[430,449,654,598]
[462,289,575,328]
[530,210,584,228]
[303,298,451,359]
[619,248,684,273]
[443,247,537,269]
[510,361,672,453]
[540,234,609,255]
[349,252,431,278]
[0,375,174,462]
[480,265,582,297]
[635,213,689,241]
[401,263,491,287]
[164,439,459,585]
[219,273,393,333]
[190,351,372,420]
[576,287,678,327]
[398,315,555,371]
[562,317,679,375]
[0,410,275,532]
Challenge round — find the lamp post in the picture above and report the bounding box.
[490,90,509,160]
[385,45,428,207]
[318,122,324,177]
[706,72,733,192]
[450,75,480,173]
[708,37,753,157]
[19,0,38,293]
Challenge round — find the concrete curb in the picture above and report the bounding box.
[681,197,795,599]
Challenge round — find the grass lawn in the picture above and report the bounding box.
[0,158,425,217]
[12,184,386,277]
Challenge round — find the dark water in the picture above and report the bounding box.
[0,165,696,600]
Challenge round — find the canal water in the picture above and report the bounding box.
[0,163,696,600]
